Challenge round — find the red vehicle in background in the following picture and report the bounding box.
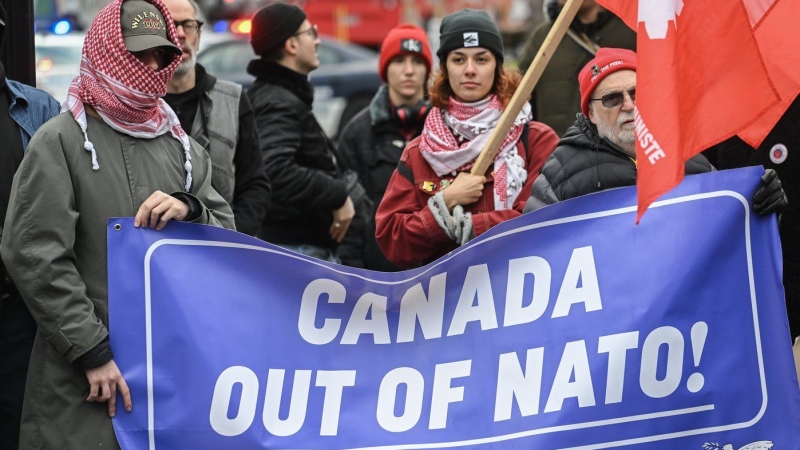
[299,0,431,49]
[208,0,503,50]
[299,0,508,50]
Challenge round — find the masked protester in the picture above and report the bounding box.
[375,9,559,269]
[0,4,60,448]
[0,1,234,448]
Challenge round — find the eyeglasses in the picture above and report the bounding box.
[293,24,318,40]
[590,88,636,108]
[173,19,204,36]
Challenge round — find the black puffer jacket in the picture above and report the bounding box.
[525,114,714,212]
[246,60,349,249]
[336,86,428,271]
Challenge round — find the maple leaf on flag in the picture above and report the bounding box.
[596,0,800,221]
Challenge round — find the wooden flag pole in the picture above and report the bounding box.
[470,0,584,176]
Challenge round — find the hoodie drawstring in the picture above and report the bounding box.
[81,127,100,171]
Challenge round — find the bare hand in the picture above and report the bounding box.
[134,190,190,230]
[442,172,487,210]
[330,196,355,243]
[85,360,132,418]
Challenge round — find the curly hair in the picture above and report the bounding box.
[429,61,522,109]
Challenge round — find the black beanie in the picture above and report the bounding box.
[250,3,307,56]
[436,9,504,64]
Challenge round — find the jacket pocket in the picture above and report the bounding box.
[207,129,236,149]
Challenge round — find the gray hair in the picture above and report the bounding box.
[184,0,206,23]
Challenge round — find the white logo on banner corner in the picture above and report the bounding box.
[639,0,684,39]
[702,440,774,450]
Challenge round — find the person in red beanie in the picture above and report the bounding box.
[524,47,787,223]
[374,9,559,269]
[336,24,433,271]
[523,47,714,212]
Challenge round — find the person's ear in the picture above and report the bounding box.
[284,37,298,56]
[587,102,597,125]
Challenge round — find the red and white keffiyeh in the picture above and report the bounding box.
[419,95,531,210]
[63,0,193,190]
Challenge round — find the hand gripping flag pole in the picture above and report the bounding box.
[470,0,584,176]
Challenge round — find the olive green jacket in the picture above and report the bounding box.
[518,13,636,136]
[0,112,234,449]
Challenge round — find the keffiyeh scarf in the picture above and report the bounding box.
[63,0,193,190]
[419,95,531,210]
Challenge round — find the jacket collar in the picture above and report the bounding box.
[369,85,392,126]
[246,59,314,106]
[5,79,36,139]
[5,79,29,109]
[562,113,630,157]
[194,63,217,95]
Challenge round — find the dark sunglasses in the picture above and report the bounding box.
[590,88,636,108]
[293,24,318,40]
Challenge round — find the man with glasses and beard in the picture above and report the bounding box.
[524,48,787,219]
[162,0,270,236]
[524,48,715,211]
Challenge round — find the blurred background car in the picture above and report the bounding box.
[197,30,381,139]
[34,32,84,105]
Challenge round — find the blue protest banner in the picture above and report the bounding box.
[109,166,800,449]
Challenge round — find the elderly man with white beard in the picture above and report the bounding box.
[523,48,715,212]
[162,0,270,236]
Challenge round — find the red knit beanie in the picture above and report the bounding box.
[378,24,432,83]
[578,48,638,116]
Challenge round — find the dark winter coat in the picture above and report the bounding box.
[246,60,349,249]
[525,114,714,212]
[518,8,636,136]
[703,95,800,339]
[336,86,428,271]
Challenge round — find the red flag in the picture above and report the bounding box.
[596,0,800,221]
[738,0,800,146]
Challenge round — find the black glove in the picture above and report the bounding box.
[753,168,788,216]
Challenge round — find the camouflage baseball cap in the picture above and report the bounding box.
[120,0,181,55]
